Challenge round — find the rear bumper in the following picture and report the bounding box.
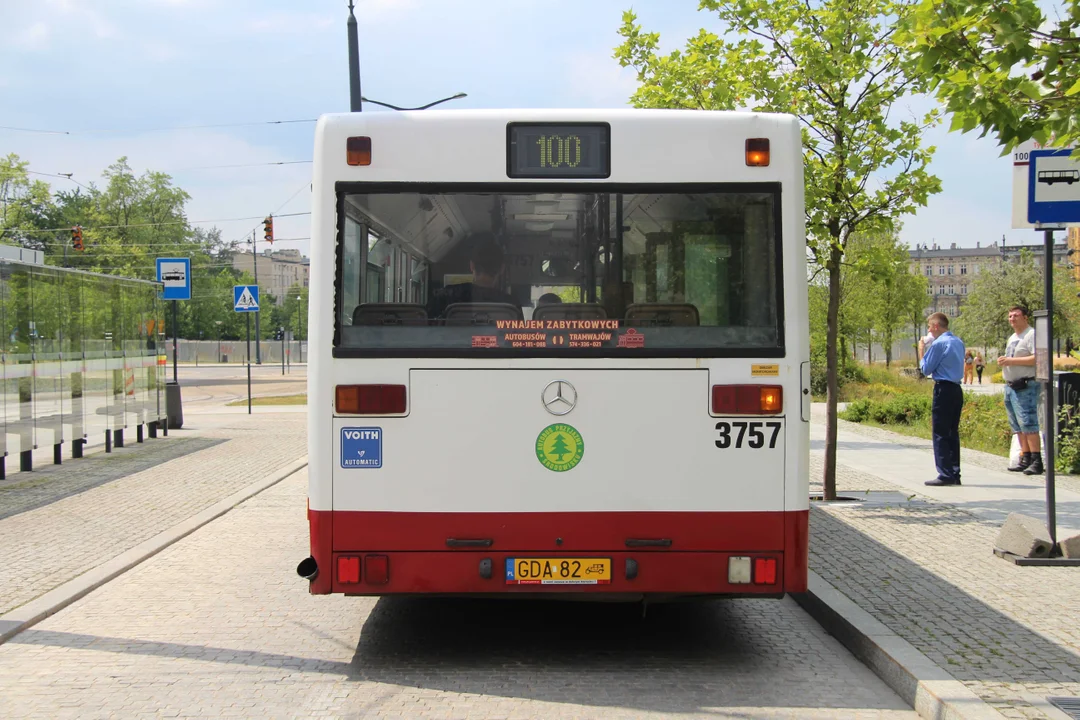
[305,509,808,597]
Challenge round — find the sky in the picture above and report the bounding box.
[0,0,1046,260]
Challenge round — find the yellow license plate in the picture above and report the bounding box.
[505,558,611,585]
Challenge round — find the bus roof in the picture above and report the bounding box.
[313,109,802,186]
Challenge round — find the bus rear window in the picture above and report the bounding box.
[336,188,782,356]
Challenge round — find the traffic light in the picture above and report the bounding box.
[263,215,273,244]
[71,225,84,251]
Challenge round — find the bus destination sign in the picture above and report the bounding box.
[507,123,610,178]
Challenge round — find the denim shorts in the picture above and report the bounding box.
[1005,383,1040,433]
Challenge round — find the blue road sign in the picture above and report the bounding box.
[234,285,260,312]
[156,258,191,300]
[1028,149,1080,225]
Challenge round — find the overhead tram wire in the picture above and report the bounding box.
[20,212,311,236]
[0,118,318,136]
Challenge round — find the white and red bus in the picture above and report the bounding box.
[298,108,809,599]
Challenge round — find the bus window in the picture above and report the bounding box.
[337,190,782,355]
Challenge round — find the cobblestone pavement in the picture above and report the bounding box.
[810,416,1080,720]
[0,470,916,719]
[0,411,305,615]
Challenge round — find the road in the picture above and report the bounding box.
[0,466,915,719]
[177,363,307,411]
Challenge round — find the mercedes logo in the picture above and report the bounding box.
[542,380,577,416]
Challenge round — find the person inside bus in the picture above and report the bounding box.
[426,233,521,318]
[537,293,562,305]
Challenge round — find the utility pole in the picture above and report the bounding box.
[251,230,262,364]
[348,0,362,112]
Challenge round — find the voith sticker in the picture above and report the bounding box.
[341,427,382,468]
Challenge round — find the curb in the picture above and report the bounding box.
[0,456,308,646]
[794,570,1007,720]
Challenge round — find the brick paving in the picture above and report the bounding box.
[0,470,916,719]
[811,415,1080,720]
[0,412,305,615]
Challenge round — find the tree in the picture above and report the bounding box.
[0,154,54,250]
[953,250,1080,351]
[616,0,942,499]
[901,0,1080,151]
[848,233,928,366]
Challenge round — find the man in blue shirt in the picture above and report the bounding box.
[918,312,966,486]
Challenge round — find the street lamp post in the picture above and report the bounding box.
[347,0,362,112]
[297,295,304,364]
[215,320,223,363]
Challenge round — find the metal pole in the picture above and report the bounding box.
[281,329,285,376]
[246,312,252,415]
[252,231,261,364]
[1044,228,1057,546]
[348,1,362,112]
[172,300,178,384]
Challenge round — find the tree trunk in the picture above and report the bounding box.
[823,244,842,502]
[884,327,893,368]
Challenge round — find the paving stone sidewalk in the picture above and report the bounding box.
[810,415,1080,720]
[0,412,305,616]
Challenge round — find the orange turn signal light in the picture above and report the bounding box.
[745,138,770,166]
[346,136,371,166]
[760,386,782,413]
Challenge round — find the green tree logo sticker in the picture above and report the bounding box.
[536,424,585,472]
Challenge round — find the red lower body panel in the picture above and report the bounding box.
[305,509,808,597]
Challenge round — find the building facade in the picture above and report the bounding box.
[908,239,1068,316]
[231,249,310,306]
[909,242,1001,317]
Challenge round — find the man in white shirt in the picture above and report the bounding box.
[998,305,1042,474]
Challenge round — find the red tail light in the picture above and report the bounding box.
[754,558,777,584]
[365,555,389,585]
[335,384,406,414]
[337,556,360,584]
[711,385,783,415]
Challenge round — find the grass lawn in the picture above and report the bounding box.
[226,394,307,406]
[850,415,1009,458]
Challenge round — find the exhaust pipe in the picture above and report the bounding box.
[296,556,318,581]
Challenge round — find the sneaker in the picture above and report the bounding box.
[1023,458,1044,475]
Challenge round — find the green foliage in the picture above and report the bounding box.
[842,389,1014,456]
[952,249,1080,351]
[614,0,942,498]
[840,393,931,424]
[0,154,54,248]
[899,0,1080,151]
[839,232,929,365]
[0,152,265,342]
[1057,405,1080,473]
[810,355,869,396]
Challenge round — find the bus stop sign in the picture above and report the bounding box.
[1028,149,1080,225]
[156,257,191,300]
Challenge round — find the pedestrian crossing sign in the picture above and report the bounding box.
[234,285,260,312]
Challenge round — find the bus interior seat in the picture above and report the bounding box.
[352,303,429,326]
[443,302,524,326]
[532,303,608,321]
[624,303,700,327]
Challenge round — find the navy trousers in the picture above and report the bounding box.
[932,381,963,481]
